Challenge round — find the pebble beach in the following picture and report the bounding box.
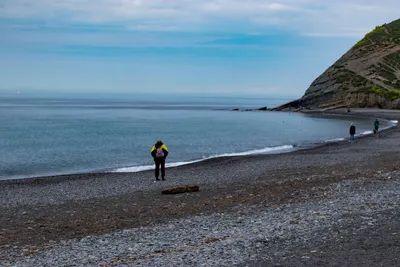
[1,109,400,267]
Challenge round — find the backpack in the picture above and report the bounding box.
[156,147,165,158]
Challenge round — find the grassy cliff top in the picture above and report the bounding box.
[354,18,400,49]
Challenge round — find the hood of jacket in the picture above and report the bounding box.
[155,142,163,148]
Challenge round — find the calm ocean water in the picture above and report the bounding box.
[0,93,384,180]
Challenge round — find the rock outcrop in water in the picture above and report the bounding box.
[274,18,400,111]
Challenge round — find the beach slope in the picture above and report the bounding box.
[1,110,400,266]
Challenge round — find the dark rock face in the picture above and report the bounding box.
[274,18,400,111]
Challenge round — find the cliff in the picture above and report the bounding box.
[274,18,400,111]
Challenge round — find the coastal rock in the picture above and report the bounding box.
[161,185,200,195]
[273,18,400,111]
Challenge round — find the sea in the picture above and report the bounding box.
[0,93,388,180]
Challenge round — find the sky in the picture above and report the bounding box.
[0,0,399,98]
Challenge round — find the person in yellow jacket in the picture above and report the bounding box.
[150,139,169,181]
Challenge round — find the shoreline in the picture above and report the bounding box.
[1,108,396,184]
[2,108,400,266]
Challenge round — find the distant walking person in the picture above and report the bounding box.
[374,119,380,134]
[349,123,356,142]
[151,139,168,181]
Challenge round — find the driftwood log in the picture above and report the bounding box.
[161,185,200,195]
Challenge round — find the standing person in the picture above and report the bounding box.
[349,122,356,142]
[374,119,380,134]
[151,139,168,181]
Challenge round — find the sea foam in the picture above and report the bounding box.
[112,145,294,173]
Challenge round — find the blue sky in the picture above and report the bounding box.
[0,0,399,98]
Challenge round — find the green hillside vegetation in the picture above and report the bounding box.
[344,19,400,103]
[387,19,400,44]
[383,51,400,69]
[274,18,400,111]
[353,18,400,49]
[355,86,400,100]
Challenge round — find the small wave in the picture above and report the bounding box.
[326,131,373,142]
[359,130,373,135]
[213,145,294,157]
[112,145,294,173]
[326,137,345,142]
[112,160,204,173]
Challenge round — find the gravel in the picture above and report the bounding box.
[3,172,399,267]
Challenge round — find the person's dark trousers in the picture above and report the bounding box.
[154,158,166,180]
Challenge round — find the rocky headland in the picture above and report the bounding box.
[274,18,400,111]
